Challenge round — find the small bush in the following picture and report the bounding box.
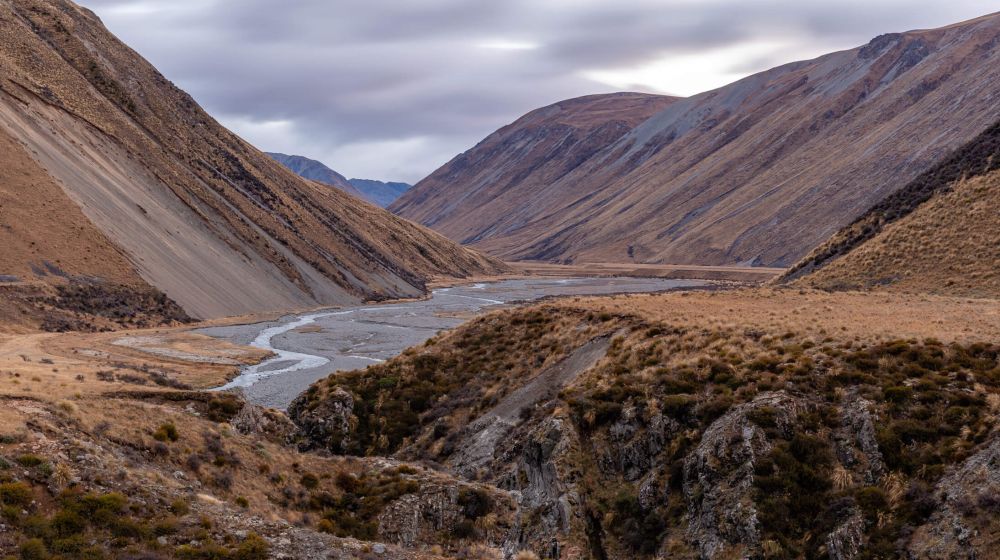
[300,473,319,490]
[0,481,34,507]
[19,539,49,560]
[170,499,190,516]
[153,423,179,442]
[16,455,45,468]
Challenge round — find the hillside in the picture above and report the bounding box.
[291,289,1000,558]
[392,13,1000,267]
[0,0,505,323]
[389,92,679,240]
[784,118,1000,297]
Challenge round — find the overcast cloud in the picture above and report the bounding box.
[78,0,997,183]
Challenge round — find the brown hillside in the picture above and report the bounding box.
[389,92,679,239]
[392,13,1000,267]
[795,167,1000,296]
[0,0,505,320]
[784,117,1000,296]
[0,126,141,286]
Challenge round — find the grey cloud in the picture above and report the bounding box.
[79,0,998,181]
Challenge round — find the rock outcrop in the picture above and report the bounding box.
[682,393,802,559]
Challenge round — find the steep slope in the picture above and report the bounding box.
[390,92,680,241]
[785,119,1000,296]
[0,0,505,320]
[393,13,1000,267]
[348,178,411,208]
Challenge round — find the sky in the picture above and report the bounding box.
[79,1,997,183]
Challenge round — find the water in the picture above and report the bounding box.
[199,277,709,408]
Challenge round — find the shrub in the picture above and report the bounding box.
[16,455,45,468]
[452,519,477,539]
[0,481,34,507]
[232,533,269,560]
[170,499,190,516]
[457,487,492,519]
[300,473,319,490]
[153,423,179,442]
[19,539,49,560]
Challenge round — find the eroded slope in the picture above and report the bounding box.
[394,14,1000,267]
[0,0,505,320]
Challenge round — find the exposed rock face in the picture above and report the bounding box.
[377,479,515,549]
[683,392,801,559]
[825,511,865,560]
[908,437,1000,559]
[393,14,1000,267]
[493,416,584,559]
[229,403,297,444]
[600,407,680,482]
[835,394,886,485]
[0,0,505,321]
[288,387,356,453]
[448,336,612,479]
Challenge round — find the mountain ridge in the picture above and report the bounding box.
[0,0,505,321]
[267,152,411,207]
[392,13,1000,267]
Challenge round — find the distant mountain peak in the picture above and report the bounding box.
[267,153,411,208]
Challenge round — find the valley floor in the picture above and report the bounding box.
[1,285,998,558]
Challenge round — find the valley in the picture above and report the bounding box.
[0,1,998,559]
[199,277,712,409]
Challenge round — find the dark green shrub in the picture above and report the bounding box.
[457,487,492,519]
[19,539,49,560]
[153,422,179,442]
[0,482,34,507]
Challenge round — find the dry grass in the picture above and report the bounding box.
[0,328,268,402]
[562,287,1000,344]
[801,169,1000,298]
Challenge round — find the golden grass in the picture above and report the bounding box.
[801,169,1000,298]
[561,287,1000,344]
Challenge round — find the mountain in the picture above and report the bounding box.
[347,178,411,208]
[0,0,505,323]
[265,152,363,197]
[784,118,1000,296]
[267,152,411,208]
[391,14,1000,267]
[390,92,679,243]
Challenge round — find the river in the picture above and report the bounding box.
[199,277,709,409]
